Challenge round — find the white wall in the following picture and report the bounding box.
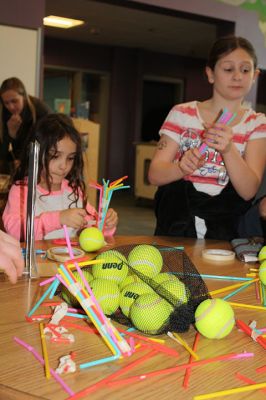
[0,25,41,96]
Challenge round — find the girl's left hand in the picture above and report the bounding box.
[203,122,233,154]
[105,208,118,230]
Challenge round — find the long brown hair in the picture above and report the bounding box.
[0,77,36,142]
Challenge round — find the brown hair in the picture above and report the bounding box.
[0,77,36,142]
[207,35,258,70]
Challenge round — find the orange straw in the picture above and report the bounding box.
[183,332,200,388]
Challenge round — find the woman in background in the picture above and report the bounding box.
[148,36,266,240]
[0,77,50,174]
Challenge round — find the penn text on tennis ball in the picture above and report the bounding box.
[130,292,173,334]
[153,272,179,286]
[79,227,105,252]
[93,250,128,283]
[128,245,163,278]
[159,279,190,306]
[120,282,154,317]
[195,298,235,339]
[259,260,266,285]
[61,269,93,307]
[258,246,266,262]
[120,274,141,290]
[90,278,120,315]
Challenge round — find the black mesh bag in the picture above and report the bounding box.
[58,244,210,335]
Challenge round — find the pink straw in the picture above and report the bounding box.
[14,336,74,396]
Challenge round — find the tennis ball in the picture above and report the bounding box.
[128,245,163,278]
[195,298,235,339]
[79,227,105,252]
[120,274,141,290]
[120,282,154,317]
[159,279,189,306]
[259,260,266,285]
[90,278,120,315]
[153,272,179,286]
[61,269,93,307]
[130,292,173,334]
[93,250,128,283]
[258,246,266,262]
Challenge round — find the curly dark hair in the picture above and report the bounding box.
[15,113,87,208]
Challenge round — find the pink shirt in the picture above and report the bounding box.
[3,179,115,241]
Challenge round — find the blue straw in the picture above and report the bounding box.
[223,281,253,301]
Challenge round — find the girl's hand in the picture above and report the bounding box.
[104,208,118,230]
[59,208,87,230]
[0,230,24,284]
[203,122,233,154]
[7,114,22,138]
[179,147,205,176]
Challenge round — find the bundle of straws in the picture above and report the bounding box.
[90,176,130,231]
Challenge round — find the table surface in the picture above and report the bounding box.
[0,235,265,400]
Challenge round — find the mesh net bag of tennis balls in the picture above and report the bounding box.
[59,244,210,335]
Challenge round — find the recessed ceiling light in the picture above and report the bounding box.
[43,15,84,29]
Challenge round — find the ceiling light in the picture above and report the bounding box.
[43,15,84,29]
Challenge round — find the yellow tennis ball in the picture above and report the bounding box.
[93,250,128,283]
[120,282,154,317]
[159,279,190,306]
[130,292,173,334]
[128,245,163,278]
[258,246,266,262]
[120,274,141,290]
[79,227,105,252]
[259,260,266,285]
[90,278,120,315]
[61,269,93,307]
[195,298,235,339]
[153,272,179,286]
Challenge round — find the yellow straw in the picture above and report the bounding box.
[208,279,258,296]
[228,302,266,311]
[194,381,266,399]
[259,281,263,305]
[168,332,199,360]
[149,337,165,344]
[67,259,105,269]
[39,322,51,379]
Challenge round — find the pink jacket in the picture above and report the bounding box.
[3,179,115,241]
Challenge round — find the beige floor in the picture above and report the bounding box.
[111,191,156,236]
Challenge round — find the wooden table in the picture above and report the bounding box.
[0,236,265,400]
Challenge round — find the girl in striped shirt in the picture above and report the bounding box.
[148,36,266,240]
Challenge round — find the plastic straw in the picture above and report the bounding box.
[67,349,157,400]
[183,332,200,389]
[194,382,266,399]
[106,352,253,387]
[168,332,199,360]
[222,281,253,301]
[209,279,258,296]
[229,302,266,311]
[14,336,74,396]
[235,372,266,394]
[39,322,51,379]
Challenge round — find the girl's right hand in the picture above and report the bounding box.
[179,147,205,175]
[59,208,87,229]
